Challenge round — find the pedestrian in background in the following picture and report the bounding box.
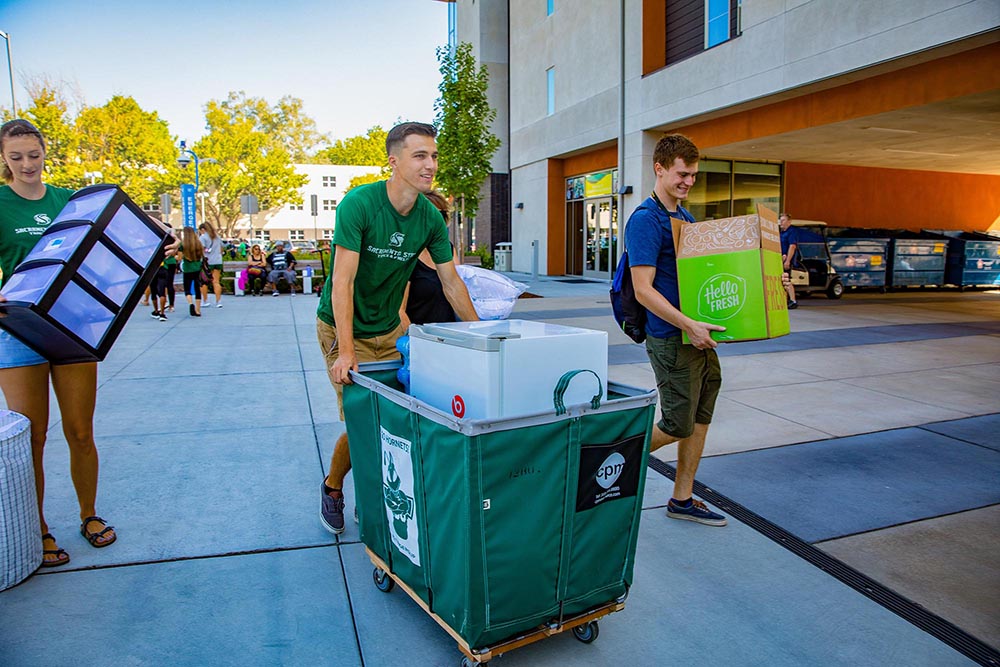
[199,221,224,308]
[779,212,799,309]
[180,227,204,317]
[0,119,118,567]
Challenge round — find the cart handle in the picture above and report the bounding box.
[553,369,603,416]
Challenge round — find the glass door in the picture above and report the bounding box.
[584,197,615,280]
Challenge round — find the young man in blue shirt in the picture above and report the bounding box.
[624,134,728,526]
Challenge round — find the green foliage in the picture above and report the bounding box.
[16,85,81,189]
[193,93,310,235]
[434,42,501,222]
[318,125,388,166]
[75,95,181,205]
[212,91,326,162]
[467,245,494,270]
[347,171,385,193]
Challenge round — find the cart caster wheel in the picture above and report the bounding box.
[373,567,394,593]
[461,657,487,667]
[572,621,599,643]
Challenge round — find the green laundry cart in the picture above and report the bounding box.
[343,361,656,666]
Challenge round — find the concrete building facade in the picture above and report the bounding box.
[452,0,1000,278]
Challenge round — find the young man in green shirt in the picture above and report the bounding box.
[317,121,478,534]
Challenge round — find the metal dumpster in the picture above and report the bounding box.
[888,232,947,287]
[343,360,655,663]
[827,231,889,289]
[922,230,1000,288]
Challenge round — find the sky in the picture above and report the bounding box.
[0,0,450,146]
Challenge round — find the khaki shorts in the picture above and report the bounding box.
[316,318,405,420]
[645,334,722,439]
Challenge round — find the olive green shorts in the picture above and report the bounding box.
[316,318,405,420]
[645,334,722,439]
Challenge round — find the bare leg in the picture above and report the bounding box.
[650,422,710,501]
[212,268,222,303]
[0,363,51,535]
[50,362,114,546]
[325,432,351,489]
[672,423,709,501]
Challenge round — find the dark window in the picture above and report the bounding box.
[665,0,740,67]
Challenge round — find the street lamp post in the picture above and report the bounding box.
[0,30,15,116]
[177,141,217,228]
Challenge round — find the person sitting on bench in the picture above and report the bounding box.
[266,242,297,296]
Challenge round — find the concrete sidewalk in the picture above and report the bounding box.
[1,282,998,666]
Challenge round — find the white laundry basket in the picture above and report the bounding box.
[0,409,41,590]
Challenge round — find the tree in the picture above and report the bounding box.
[13,83,81,189]
[193,96,308,235]
[318,125,388,167]
[211,91,326,162]
[434,42,501,225]
[75,95,182,205]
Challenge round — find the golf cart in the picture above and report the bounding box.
[789,222,844,299]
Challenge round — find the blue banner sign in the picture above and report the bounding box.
[181,183,196,228]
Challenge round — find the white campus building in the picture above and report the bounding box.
[232,163,382,243]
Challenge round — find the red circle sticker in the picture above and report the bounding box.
[451,395,465,418]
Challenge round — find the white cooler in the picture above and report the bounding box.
[409,320,608,420]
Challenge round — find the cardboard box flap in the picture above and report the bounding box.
[756,204,781,254]
[677,215,762,258]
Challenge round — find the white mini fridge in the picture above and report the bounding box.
[408,320,608,420]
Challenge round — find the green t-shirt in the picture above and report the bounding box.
[316,181,452,337]
[0,184,73,286]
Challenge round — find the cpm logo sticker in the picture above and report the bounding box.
[595,453,625,489]
[576,434,644,512]
[697,273,746,321]
[451,394,465,418]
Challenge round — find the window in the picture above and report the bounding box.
[662,0,741,68]
[254,231,270,241]
[322,175,336,187]
[141,202,160,212]
[705,0,729,48]
[547,0,554,16]
[546,67,555,116]
[323,199,337,211]
[289,203,303,211]
[289,230,305,240]
[322,229,334,240]
[686,159,782,220]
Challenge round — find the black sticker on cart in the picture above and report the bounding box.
[576,434,644,512]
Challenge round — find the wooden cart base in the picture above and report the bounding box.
[366,547,625,666]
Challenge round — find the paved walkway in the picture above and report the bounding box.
[2,280,998,666]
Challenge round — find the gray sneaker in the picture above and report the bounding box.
[321,484,346,534]
[666,498,727,526]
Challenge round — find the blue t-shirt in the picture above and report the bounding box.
[623,195,695,339]
[780,226,799,256]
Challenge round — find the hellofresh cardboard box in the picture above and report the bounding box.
[675,204,790,343]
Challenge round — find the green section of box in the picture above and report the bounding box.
[679,249,789,343]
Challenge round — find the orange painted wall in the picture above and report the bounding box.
[671,42,1000,151]
[547,145,619,274]
[785,162,1000,232]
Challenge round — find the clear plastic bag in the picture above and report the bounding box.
[456,265,528,320]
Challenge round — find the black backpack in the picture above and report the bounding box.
[610,250,646,344]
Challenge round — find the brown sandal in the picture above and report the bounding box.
[80,516,117,548]
[41,533,70,568]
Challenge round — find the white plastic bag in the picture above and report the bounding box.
[456,264,528,320]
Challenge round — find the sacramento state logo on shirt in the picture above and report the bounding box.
[34,213,52,227]
[389,232,405,247]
